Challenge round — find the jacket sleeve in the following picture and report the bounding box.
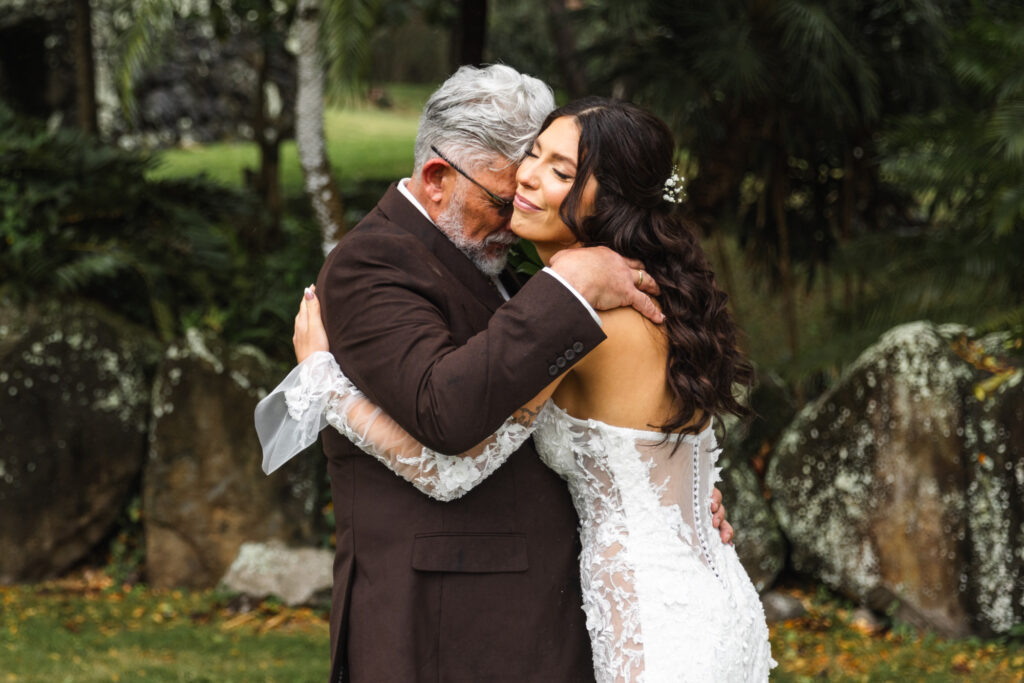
[317,230,604,454]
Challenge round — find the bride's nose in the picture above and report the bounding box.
[516,158,539,188]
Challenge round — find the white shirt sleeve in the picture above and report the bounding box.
[542,266,603,327]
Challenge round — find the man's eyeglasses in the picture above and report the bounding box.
[430,145,514,213]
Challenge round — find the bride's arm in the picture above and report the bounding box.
[256,287,562,501]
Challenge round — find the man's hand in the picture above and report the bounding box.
[548,246,664,324]
[711,487,734,545]
[293,285,330,363]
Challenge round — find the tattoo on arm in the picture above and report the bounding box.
[512,405,540,427]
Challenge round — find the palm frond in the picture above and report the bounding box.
[53,248,135,293]
[322,0,381,100]
[113,0,179,123]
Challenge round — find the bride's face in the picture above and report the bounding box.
[511,116,597,262]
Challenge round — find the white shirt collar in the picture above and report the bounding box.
[396,178,435,225]
[395,177,512,301]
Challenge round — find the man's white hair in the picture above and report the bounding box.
[413,64,555,175]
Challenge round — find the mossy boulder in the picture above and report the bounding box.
[0,299,158,582]
[960,332,1024,635]
[144,330,322,589]
[767,321,1024,636]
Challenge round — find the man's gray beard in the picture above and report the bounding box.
[435,189,516,277]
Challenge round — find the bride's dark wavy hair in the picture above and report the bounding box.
[543,97,753,434]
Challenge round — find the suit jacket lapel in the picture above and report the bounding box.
[377,184,506,312]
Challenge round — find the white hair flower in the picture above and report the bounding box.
[663,167,686,204]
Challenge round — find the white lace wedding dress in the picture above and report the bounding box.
[256,352,775,682]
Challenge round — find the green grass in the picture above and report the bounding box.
[149,103,423,194]
[0,575,329,682]
[2,575,1022,681]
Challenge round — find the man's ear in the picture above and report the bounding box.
[419,159,450,203]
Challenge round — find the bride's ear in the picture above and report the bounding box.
[420,159,450,203]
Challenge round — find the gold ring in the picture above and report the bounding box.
[636,270,644,288]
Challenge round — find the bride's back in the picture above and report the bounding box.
[553,306,705,434]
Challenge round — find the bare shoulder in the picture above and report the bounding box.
[574,306,666,375]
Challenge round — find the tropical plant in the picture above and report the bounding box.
[833,2,1024,353]
[0,101,323,356]
[568,0,956,363]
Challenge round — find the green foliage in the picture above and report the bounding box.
[0,102,323,355]
[148,105,419,191]
[2,578,1022,680]
[113,0,297,123]
[322,0,382,100]
[0,579,330,681]
[506,239,543,277]
[104,496,146,586]
[554,0,1024,387]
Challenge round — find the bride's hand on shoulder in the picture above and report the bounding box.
[293,285,330,363]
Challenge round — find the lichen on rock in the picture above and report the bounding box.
[0,298,159,582]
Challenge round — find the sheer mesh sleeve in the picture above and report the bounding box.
[255,351,543,501]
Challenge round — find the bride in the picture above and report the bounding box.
[258,97,775,682]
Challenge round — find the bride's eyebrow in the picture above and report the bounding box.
[533,138,578,169]
[549,151,577,171]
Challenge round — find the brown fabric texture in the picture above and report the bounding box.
[316,184,603,682]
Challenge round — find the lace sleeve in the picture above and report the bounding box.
[255,351,543,501]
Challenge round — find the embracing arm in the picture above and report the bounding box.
[316,229,604,454]
[256,288,562,499]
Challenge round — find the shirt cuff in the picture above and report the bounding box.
[542,266,602,327]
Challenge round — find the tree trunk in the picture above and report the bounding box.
[451,0,487,68]
[254,39,282,238]
[295,0,346,253]
[545,0,587,99]
[72,0,98,134]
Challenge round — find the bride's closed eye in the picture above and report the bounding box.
[522,142,574,181]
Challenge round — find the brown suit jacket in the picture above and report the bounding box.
[316,184,604,682]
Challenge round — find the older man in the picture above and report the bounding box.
[314,65,728,682]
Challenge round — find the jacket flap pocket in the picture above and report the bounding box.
[411,533,528,573]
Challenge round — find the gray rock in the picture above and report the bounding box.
[221,541,333,606]
[959,332,1024,635]
[0,299,157,582]
[143,330,321,589]
[767,321,1024,636]
[760,590,807,623]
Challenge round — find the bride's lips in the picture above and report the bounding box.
[513,193,541,212]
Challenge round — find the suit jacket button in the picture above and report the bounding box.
[572,341,584,353]
[556,356,567,368]
[564,349,576,361]
[548,364,559,376]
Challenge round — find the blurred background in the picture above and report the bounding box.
[1,0,1022,680]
